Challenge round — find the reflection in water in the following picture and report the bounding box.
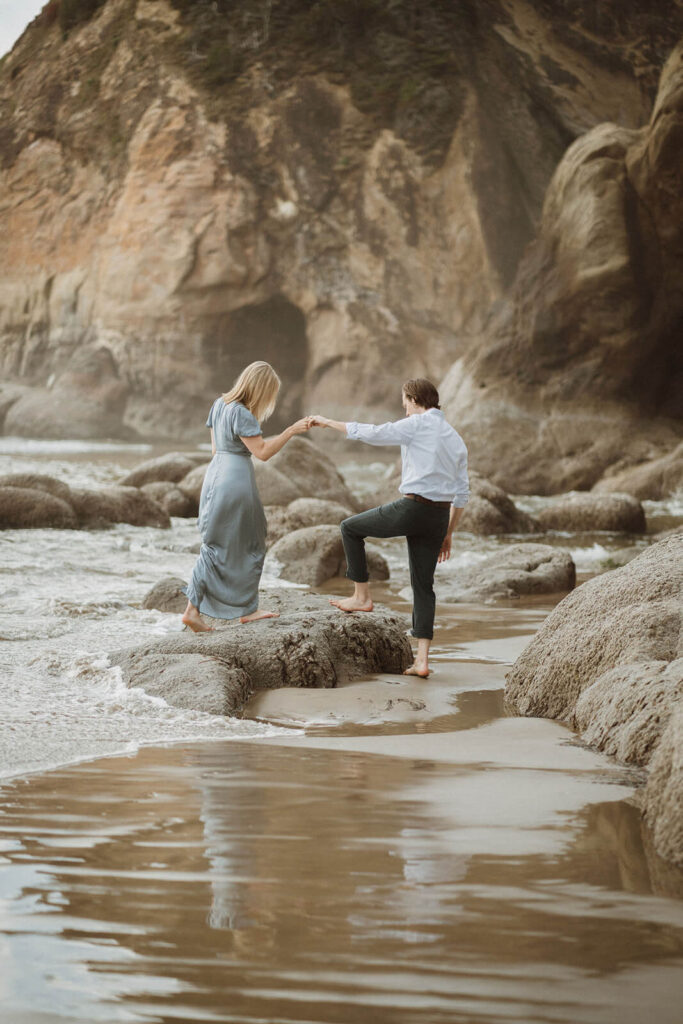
[0,742,682,1024]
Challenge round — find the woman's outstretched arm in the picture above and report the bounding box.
[240,418,311,461]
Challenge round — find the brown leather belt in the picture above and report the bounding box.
[405,493,451,509]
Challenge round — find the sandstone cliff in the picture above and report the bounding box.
[0,0,681,477]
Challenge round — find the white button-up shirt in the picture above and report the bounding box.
[346,408,469,507]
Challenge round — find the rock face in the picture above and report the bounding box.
[505,536,682,865]
[536,493,646,534]
[438,543,576,603]
[269,524,389,586]
[0,1,680,458]
[593,442,683,501]
[110,588,413,715]
[442,37,683,494]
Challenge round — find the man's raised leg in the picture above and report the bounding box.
[331,502,409,614]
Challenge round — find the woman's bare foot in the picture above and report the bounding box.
[404,662,430,678]
[329,596,374,613]
[181,611,215,633]
[239,609,280,624]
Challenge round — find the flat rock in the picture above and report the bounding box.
[110,590,412,714]
[505,535,683,866]
[120,451,209,487]
[439,543,576,603]
[269,524,389,586]
[537,492,646,533]
[0,486,77,529]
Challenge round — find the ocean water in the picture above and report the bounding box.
[1,442,676,783]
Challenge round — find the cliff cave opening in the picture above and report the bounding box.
[200,296,308,430]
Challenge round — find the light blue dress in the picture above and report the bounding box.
[183,399,266,619]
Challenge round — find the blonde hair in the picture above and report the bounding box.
[222,361,281,422]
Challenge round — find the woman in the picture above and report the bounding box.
[182,361,311,632]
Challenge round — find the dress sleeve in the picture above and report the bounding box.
[235,404,262,437]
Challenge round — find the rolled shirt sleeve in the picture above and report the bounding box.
[451,467,469,507]
[346,417,420,446]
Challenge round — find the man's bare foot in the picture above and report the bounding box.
[239,610,280,624]
[329,597,374,613]
[404,663,430,678]
[181,612,214,633]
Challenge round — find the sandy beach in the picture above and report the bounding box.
[2,574,683,1024]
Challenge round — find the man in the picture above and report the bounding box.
[311,378,469,678]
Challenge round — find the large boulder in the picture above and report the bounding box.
[439,543,576,603]
[120,452,209,488]
[0,486,77,529]
[69,486,171,529]
[505,535,682,865]
[269,437,359,509]
[460,474,541,535]
[141,481,197,517]
[536,492,646,533]
[269,524,389,586]
[641,707,683,869]
[265,497,352,546]
[110,589,412,712]
[252,460,300,506]
[594,442,683,501]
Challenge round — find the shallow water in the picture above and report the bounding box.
[1,441,682,1023]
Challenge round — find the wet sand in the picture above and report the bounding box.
[2,595,683,1023]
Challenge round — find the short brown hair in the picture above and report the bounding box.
[402,378,440,410]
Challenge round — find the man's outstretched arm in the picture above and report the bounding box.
[311,414,419,445]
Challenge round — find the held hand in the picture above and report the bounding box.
[289,417,313,434]
[309,414,330,428]
[438,533,452,563]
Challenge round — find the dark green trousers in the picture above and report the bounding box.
[340,498,449,640]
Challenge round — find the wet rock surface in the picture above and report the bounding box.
[439,543,576,603]
[111,589,412,714]
[506,535,683,865]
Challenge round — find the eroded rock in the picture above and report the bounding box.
[141,576,188,613]
[460,474,541,535]
[594,442,683,501]
[110,590,412,712]
[505,535,683,865]
[439,543,575,603]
